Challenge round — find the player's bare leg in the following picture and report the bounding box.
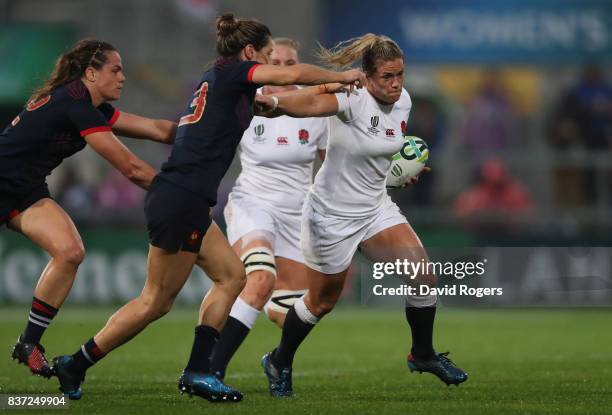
[10,199,85,378]
[266,258,309,327]
[195,222,247,330]
[263,267,348,397]
[53,245,198,399]
[94,247,197,350]
[360,223,467,386]
[179,222,245,402]
[209,233,273,378]
[211,249,308,378]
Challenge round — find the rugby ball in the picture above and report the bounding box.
[386,136,429,188]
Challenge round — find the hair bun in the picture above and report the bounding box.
[216,13,239,37]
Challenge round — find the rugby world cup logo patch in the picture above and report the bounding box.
[253,124,266,144]
[368,115,380,135]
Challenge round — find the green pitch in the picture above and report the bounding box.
[1,306,610,414]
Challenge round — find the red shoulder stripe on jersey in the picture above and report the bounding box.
[247,64,261,83]
[109,109,120,126]
[8,209,20,220]
[80,126,112,137]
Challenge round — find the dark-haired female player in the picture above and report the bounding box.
[54,14,364,403]
[210,37,329,380]
[255,34,468,397]
[2,39,175,378]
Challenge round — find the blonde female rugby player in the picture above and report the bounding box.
[256,34,468,397]
[210,38,329,380]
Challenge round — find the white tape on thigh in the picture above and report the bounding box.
[264,289,308,315]
[240,247,277,277]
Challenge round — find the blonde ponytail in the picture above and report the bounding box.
[317,33,403,75]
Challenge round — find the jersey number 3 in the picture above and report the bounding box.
[179,82,208,127]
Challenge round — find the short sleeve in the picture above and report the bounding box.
[97,102,120,126]
[66,100,112,137]
[317,118,329,150]
[335,90,362,123]
[234,61,262,86]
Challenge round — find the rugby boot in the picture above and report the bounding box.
[261,351,293,397]
[178,369,243,402]
[408,351,468,386]
[12,335,53,378]
[52,355,85,400]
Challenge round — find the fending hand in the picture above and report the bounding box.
[341,68,366,89]
[254,94,277,116]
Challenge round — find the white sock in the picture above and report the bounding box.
[229,297,261,329]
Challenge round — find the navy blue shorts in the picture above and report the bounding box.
[0,183,51,226]
[144,176,211,253]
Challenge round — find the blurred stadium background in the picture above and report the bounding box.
[1,0,611,306]
[1,2,611,413]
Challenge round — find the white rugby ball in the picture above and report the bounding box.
[386,136,429,188]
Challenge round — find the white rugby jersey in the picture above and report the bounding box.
[310,88,412,218]
[231,111,328,215]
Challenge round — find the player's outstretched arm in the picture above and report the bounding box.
[251,64,365,88]
[84,131,157,190]
[112,111,177,144]
[273,83,350,98]
[255,92,339,118]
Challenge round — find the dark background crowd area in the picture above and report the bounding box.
[1,0,611,246]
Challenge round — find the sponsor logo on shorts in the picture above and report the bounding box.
[298,129,309,145]
[186,230,201,245]
[368,115,380,135]
[277,136,289,145]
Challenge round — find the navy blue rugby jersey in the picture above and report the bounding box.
[0,80,119,194]
[159,58,261,203]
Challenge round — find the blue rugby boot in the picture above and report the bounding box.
[212,369,225,382]
[52,355,85,400]
[261,351,293,397]
[408,352,468,386]
[178,369,243,402]
[12,335,53,378]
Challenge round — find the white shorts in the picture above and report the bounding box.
[224,194,304,264]
[301,195,408,274]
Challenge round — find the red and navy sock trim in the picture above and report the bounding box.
[71,338,105,373]
[82,338,106,363]
[22,297,58,344]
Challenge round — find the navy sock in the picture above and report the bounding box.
[22,297,58,344]
[210,317,250,377]
[186,325,219,374]
[405,306,436,359]
[271,306,315,368]
[70,338,106,374]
